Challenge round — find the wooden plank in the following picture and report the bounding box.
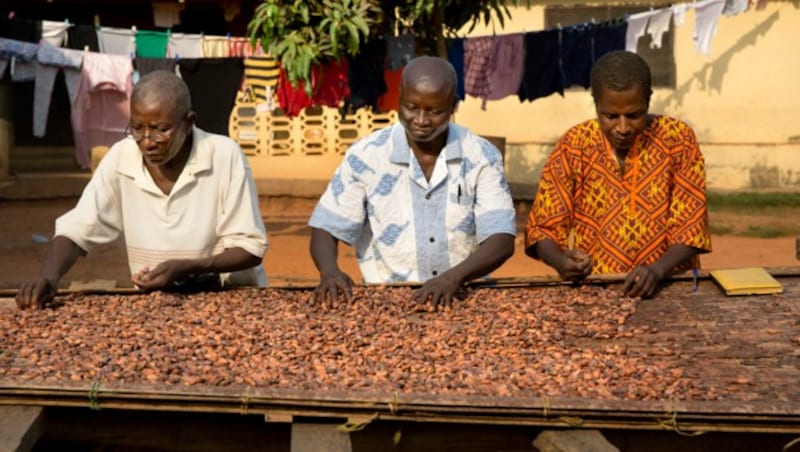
[291,423,351,452]
[0,406,43,452]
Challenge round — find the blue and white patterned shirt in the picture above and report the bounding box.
[309,122,516,284]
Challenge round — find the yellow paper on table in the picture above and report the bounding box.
[709,267,783,296]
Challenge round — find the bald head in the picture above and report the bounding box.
[400,56,457,105]
[131,70,192,120]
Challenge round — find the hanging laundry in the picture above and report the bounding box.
[277,66,313,117]
[483,33,525,109]
[625,10,657,52]
[386,34,414,70]
[518,29,562,102]
[178,57,244,135]
[71,52,133,169]
[463,35,494,100]
[378,67,403,112]
[243,55,279,102]
[0,38,39,81]
[202,35,230,57]
[67,24,100,52]
[135,30,169,58]
[34,44,83,137]
[229,37,261,57]
[168,33,203,59]
[723,0,750,15]
[97,27,136,56]
[347,38,387,112]
[446,38,466,101]
[561,23,595,89]
[671,3,690,26]
[312,58,350,108]
[592,21,628,63]
[646,8,673,49]
[0,18,41,43]
[694,0,726,55]
[134,57,177,77]
[41,20,71,47]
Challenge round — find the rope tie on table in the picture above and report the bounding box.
[337,412,379,433]
[558,416,584,427]
[388,391,401,415]
[541,396,551,417]
[658,411,706,437]
[239,387,252,415]
[87,380,101,410]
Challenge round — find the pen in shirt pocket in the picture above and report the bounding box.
[457,185,461,203]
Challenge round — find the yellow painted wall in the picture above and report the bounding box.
[453,2,800,194]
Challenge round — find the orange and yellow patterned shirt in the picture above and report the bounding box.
[525,115,711,274]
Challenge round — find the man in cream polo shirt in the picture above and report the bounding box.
[16,70,267,309]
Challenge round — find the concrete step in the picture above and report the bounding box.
[0,172,90,199]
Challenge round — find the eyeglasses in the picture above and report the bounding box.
[125,116,187,143]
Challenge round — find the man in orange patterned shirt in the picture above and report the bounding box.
[525,51,711,298]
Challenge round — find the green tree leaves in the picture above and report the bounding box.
[247,0,521,95]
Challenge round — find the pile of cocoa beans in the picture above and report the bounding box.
[0,286,697,400]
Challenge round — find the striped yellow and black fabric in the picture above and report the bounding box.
[243,55,279,102]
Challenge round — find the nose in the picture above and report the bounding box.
[616,117,631,134]
[413,110,430,125]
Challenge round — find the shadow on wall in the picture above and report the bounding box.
[651,10,780,116]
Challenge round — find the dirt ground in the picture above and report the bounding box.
[0,196,798,290]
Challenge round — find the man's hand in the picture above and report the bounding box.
[312,270,354,307]
[622,264,664,298]
[132,260,191,290]
[412,273,465,311]
[558,249,593,280]
[16,277,57,310]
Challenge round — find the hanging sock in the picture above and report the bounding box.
[97,27,136,56]
[625,10,656,52]
[646,8,673,49]
[693,0,726,56]
[168,33,203,59]
[202,35,229,57]
[41,20,71,47]
[135,30,169,58]
[671,3,690,26]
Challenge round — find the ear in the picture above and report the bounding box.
[186,111,197,128]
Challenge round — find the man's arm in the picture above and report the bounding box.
[309,227,354,305]
[16,236,86,309]
[132,247,263,289]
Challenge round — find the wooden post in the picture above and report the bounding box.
[0,79,13,183]
[0,406,44,452]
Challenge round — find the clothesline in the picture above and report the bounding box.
[0,0,766,170]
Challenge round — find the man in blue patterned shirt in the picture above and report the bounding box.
[308,56,516,310]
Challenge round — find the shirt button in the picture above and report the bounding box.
[429,237,435,243]
[425,193,431,200]
[432,270,438,276]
